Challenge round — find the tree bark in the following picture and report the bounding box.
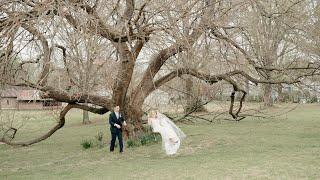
[123,103,144,139]
[263,84,273,107]
[245,79,250,96]
[185,77,193,113]
[277,84,284,102]
[82,110,90,124]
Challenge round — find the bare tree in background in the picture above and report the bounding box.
[216,0,318,106]
[0,0,319,146]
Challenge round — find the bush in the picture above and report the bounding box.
[127,131,161,148]
[309,95,318,103]
[127,139,139,148]
[95,131,103,142]
[81,132,105,149]
[281,92,293,102]
[81,139,93,149]
[95,131,104,148]
[140,133,160,146]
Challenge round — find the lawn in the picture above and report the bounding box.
[0,104,320,179]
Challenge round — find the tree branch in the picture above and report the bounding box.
[63,2,147,43]
[53,44,78,86]
[0,104,73,146]
[153,68,300,91]
[152,68,302,120]
[0,102,110,146]
[12,82,113,110]
[71,103,109,114]
[21,23,51,86]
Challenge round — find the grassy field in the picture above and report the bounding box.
[0,104,320,179]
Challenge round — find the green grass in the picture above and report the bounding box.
[1,104,320,179]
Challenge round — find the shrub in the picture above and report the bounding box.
[281,92,293,102]
[81,139,93,149]
[81,132,105,150]
[95,131,104,148]
[127,131,161,148]
[127,139,139,148]
[309,95,318,103]
[95,131,103,142]
[140,133,160,146]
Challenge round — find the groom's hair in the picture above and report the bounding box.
[114,105,120,111]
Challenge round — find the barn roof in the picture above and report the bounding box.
[1,86,43,100]
[17,90,42,101]
[0,87,20,98]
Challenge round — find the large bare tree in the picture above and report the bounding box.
[0,0,319,146]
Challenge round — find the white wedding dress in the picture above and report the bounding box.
[149,113,186,155]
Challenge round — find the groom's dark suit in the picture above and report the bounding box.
[109,111,125,152]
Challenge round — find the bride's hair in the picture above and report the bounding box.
[148,109,157,118]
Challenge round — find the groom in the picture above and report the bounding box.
[109,105,127,153]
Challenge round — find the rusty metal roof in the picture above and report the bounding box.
[0,86,42,100]
[0,87,19,98]
[17,90,42,100]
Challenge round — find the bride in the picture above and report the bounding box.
[148,110,186,155]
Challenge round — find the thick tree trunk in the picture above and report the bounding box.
[277,84,284,102]
[245,79,250,96]
[123,103,145,139]
[82,101,90,124]
[184,77,206,113]
[185,77,194,113]
[263,56,273,107]
[263,84,273,107]
[82,110,90,124]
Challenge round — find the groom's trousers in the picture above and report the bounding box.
[110,131,123,152]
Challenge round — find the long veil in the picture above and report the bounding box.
[157,112,186,140]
